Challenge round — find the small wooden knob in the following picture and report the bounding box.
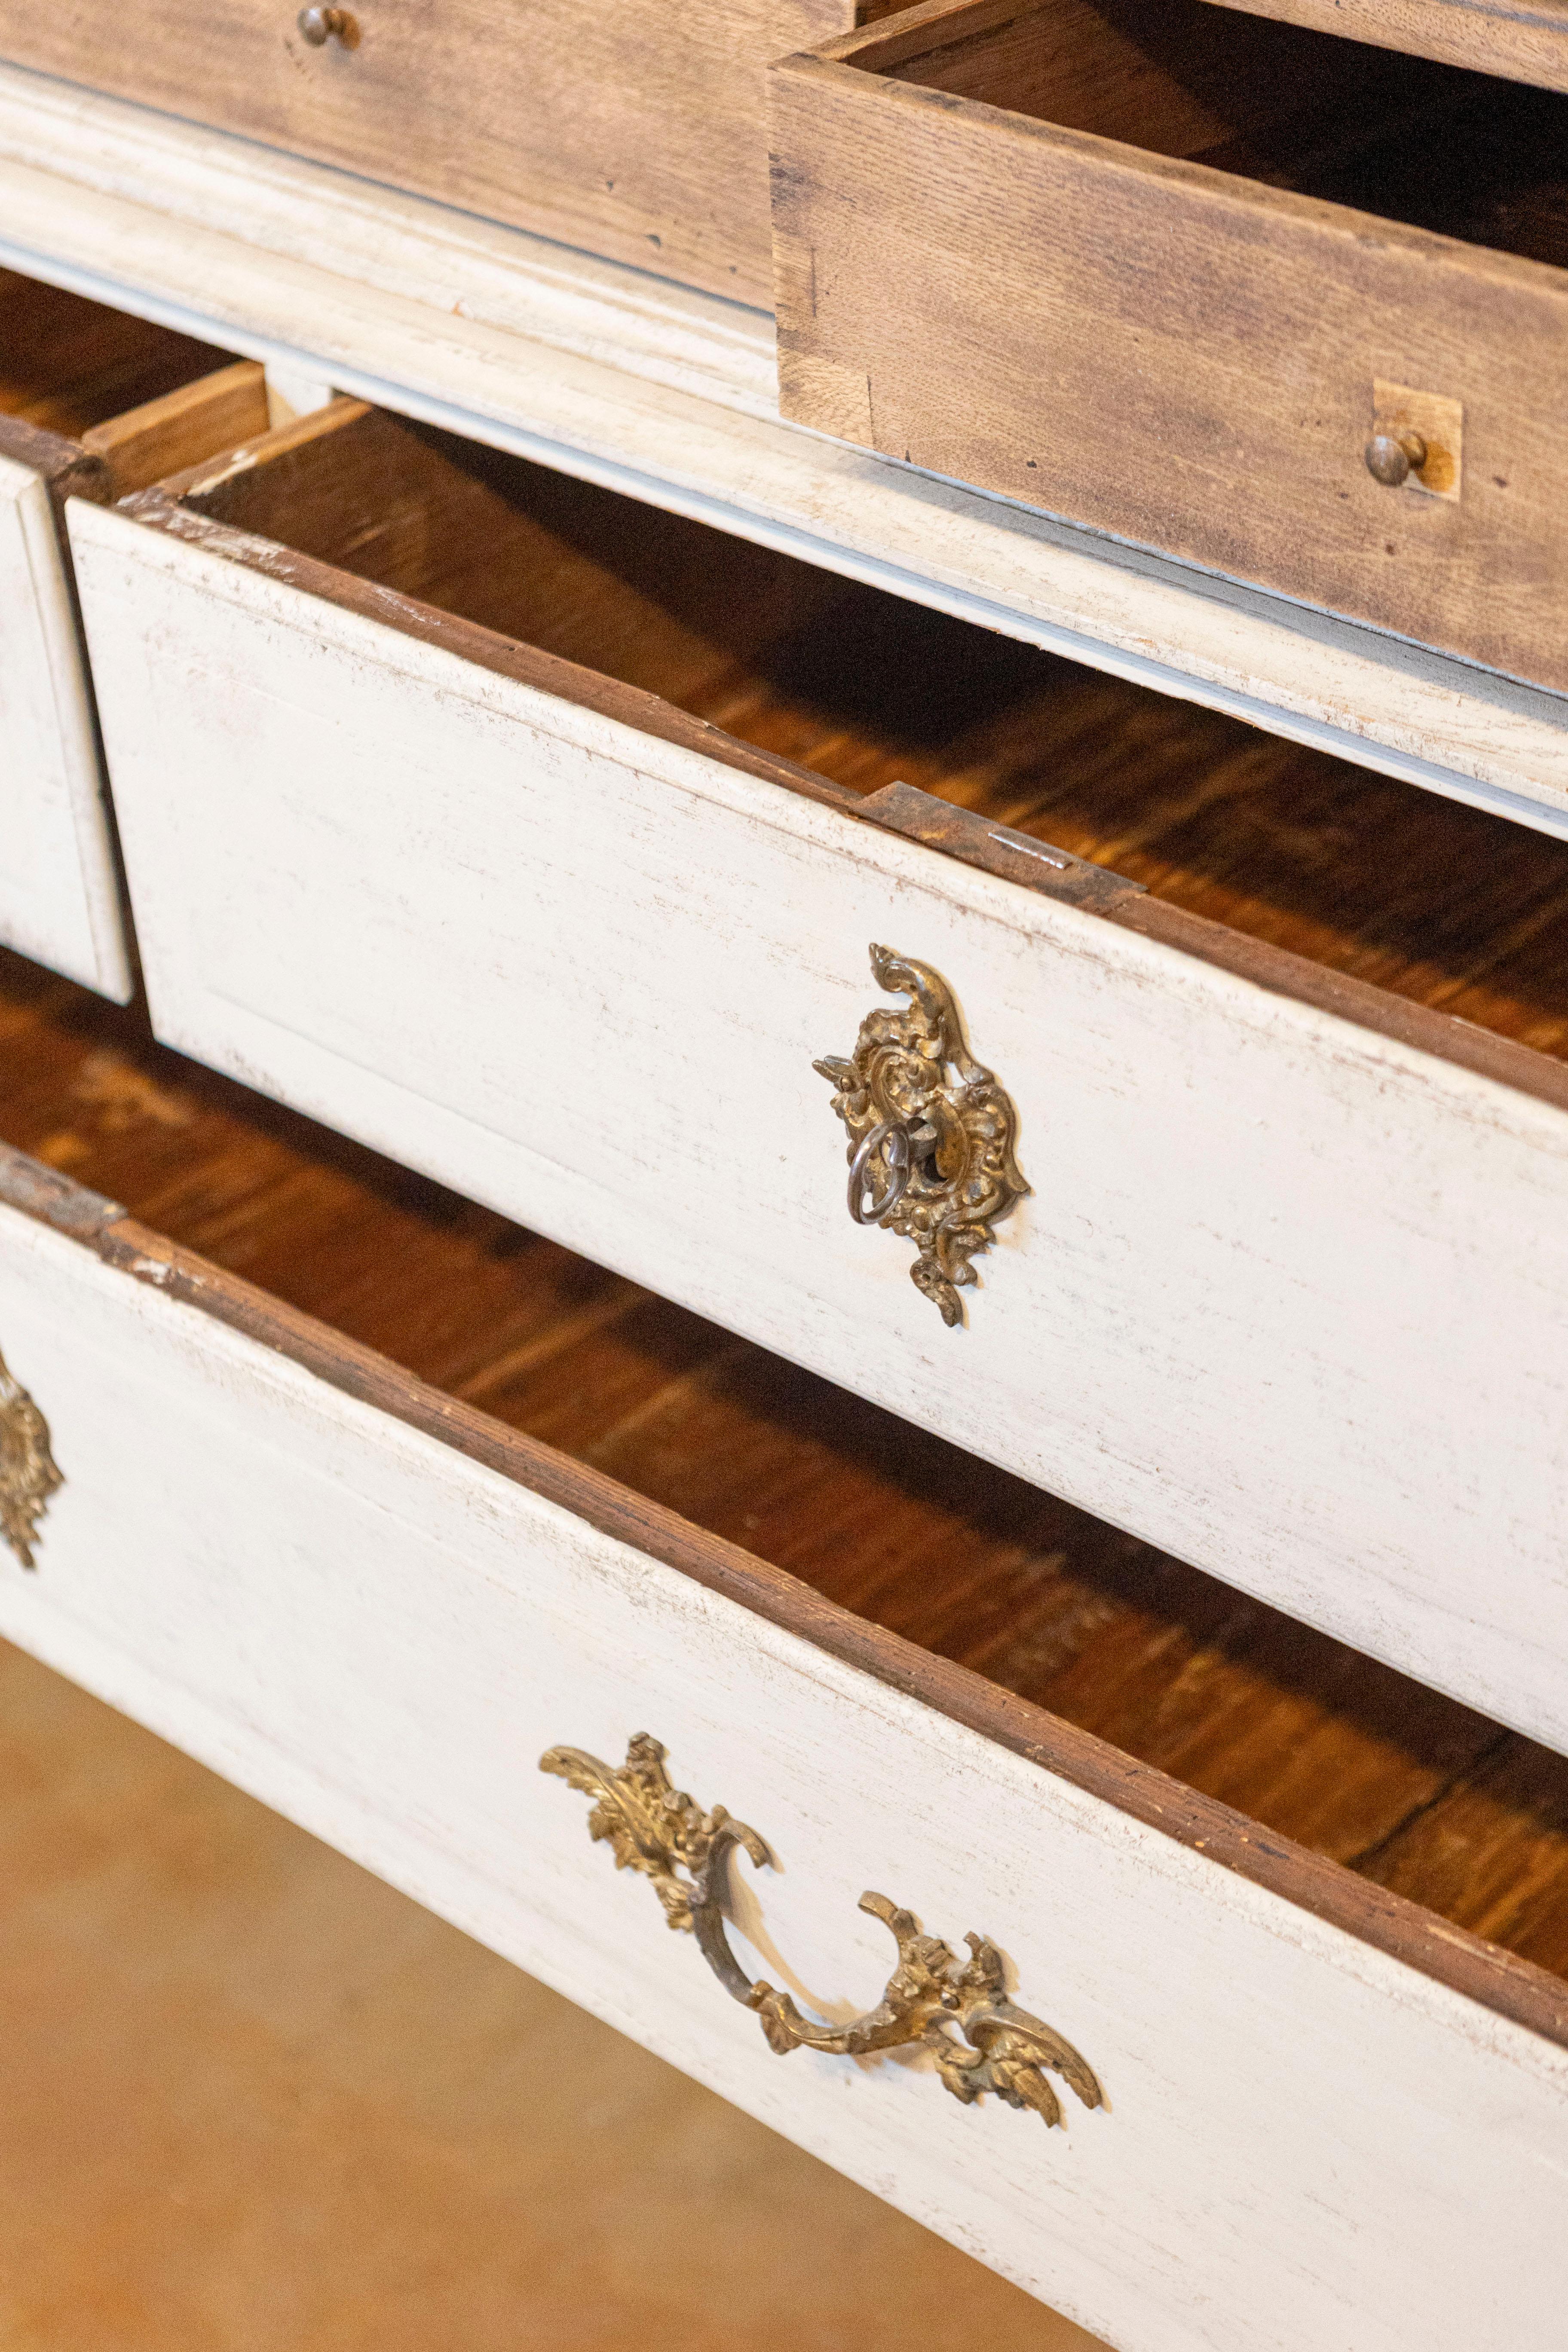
[1365,429,1428,488]
[297,6,353,43]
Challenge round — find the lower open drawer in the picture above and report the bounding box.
[0,959,1563,2352]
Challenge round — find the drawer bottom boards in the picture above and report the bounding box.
[0,954,1564,2352]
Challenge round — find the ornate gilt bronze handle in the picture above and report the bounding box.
[541,1734,1102,2128]
[0,1344,61,1570]
[816,946,1027,1324]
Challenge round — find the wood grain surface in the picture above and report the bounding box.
[0,1635,1099,2350]
[771,0,1568,693]
[1200,0,1568,92]
[0,265,226,440]
[80,358,270,494]
[0,0,873,304]
[182,404,1568,1069]
[3,948,1565,1997]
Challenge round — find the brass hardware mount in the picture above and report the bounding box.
[541,1733,1103,2128]
[816,946,1027,1325]
[0,1344,61,1570]
[1365,427,1428,488]
[297,6,357,45]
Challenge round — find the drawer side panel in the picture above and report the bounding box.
[0,456,130,997]
[770,52,1568,694]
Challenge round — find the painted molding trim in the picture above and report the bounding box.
[2,62,1568,836]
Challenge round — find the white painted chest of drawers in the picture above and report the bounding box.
[0,36,1565,2343]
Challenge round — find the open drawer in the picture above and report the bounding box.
[0,268,268,1001]
[0,960,1565,2352]
[66,396,1568,1758]
[768,0,1568,694]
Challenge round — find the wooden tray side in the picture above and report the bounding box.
[769,4,1568,693]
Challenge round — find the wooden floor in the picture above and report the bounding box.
[0,1638,1102,2351]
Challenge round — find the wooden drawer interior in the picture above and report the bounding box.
[864,0,1568,270]
[158,400,1568,1072]
[7,944,1568,2024]
[1,267,230,441]
[769,0,1568,695]
[0,267,269,490]
[1196,0,1568,96]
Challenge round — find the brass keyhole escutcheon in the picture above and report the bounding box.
[542,1734,1104,2129]
[0,1345,61,1570]
[816,946,1027,1325]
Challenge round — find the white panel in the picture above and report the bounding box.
[71,502,1568,1756]
[0,455,131,997]
[3,61,1568,836]
[0,1206,1563,2352]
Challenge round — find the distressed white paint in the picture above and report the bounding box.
[0,1206,1563,2352]
[4,62,1568,834]
[0,453,130,998]
[72,500,1568,1755]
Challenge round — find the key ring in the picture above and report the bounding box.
[847,1119,911,1225]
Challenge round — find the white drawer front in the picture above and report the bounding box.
[0,1201,1565,2352]
[71,499,1568,1754]
[0,457,129,997]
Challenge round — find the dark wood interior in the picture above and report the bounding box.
[6,946,1566,1989]
[0,269,229,439]
[874,0,1568,270]
[182,403,1568,1066]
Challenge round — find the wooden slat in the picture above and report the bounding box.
[80,357,269,493]
[0,263,227,436]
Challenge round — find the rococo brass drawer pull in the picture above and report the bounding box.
[0,1344,61,1570]
[816,946,1027,1324]
[541,1733,1102,2127]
